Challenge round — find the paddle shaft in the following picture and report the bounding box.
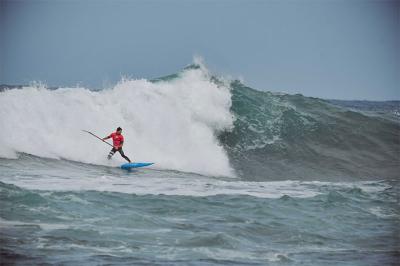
[82,130,114,148]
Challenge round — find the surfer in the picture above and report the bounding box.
[102,127,131,162]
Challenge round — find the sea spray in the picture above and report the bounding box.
[0,66,234,177]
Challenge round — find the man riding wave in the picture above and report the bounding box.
[102,127,131,162]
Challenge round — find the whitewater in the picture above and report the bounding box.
[1,63,399,265]
[0,66,234,177]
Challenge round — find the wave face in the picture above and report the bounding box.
[0,66,234,177]
[1,64,399,180]
[220,81,400,180]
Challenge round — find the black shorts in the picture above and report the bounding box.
[111,147,126,156]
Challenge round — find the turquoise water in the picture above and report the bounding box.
[1,155,399,265]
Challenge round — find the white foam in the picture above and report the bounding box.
[0,218,70,231]
[0,65,234,177]
[368,206,399,218]
[0,164,390,199]
[0,172,321,198]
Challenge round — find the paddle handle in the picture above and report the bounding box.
[82,130,114,147]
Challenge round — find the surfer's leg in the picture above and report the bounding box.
[118,148,131,163]
[108,148,117,160]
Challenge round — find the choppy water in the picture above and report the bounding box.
[1,155,399,265]
[1,64,399,265]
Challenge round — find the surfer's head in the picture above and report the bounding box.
[116,127,122,134]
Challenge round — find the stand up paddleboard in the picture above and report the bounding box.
[121,162,154,170]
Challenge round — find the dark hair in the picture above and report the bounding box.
[117,127,122,131]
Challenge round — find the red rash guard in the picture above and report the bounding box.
[109,132,124,149]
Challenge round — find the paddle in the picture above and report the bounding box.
[82,130,113,147]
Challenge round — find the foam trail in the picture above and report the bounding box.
[0,66,234,177]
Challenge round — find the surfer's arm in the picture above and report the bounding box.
[102,134,111,140]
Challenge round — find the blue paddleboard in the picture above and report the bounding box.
[121,162,154,169]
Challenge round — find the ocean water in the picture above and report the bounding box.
[1,64,399,265]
